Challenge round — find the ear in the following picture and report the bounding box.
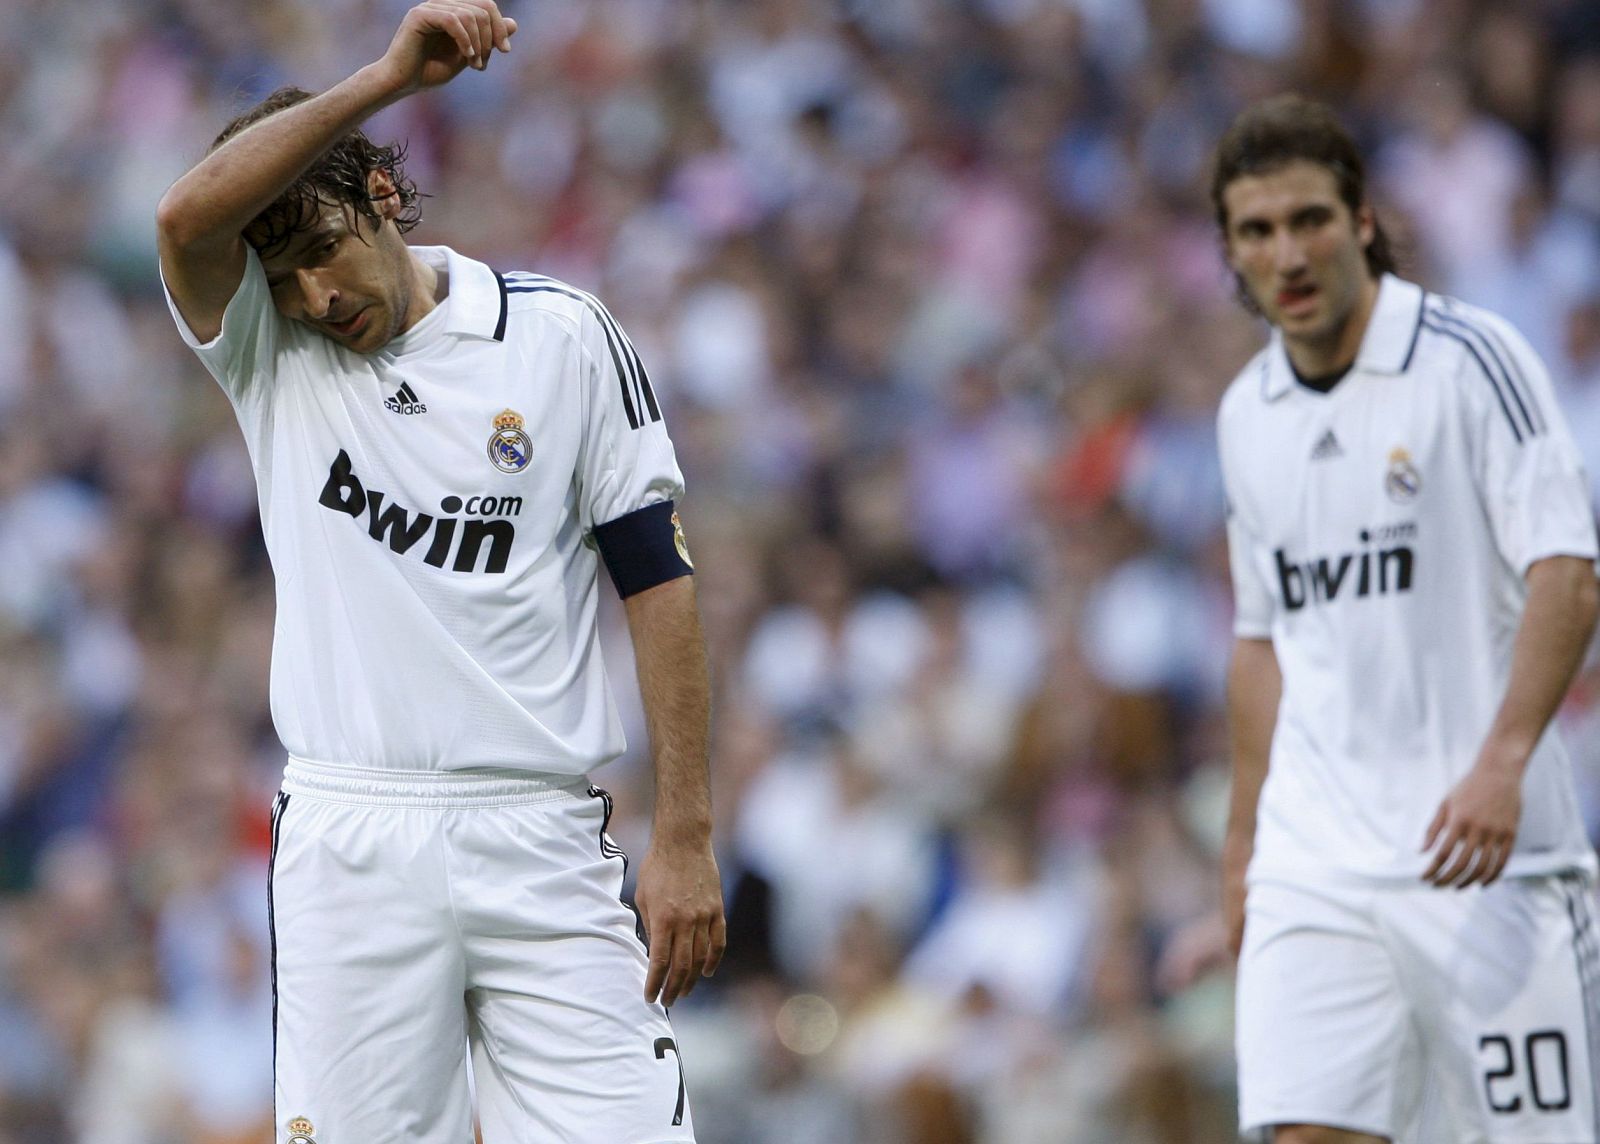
[1221,229,1244,275]
[1355,203,1376,250]
[367,168,402,221]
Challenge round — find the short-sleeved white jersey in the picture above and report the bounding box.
[164,245,684,775]
[1220,274,1600,882]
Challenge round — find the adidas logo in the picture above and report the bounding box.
[384,381,427,415]
[1310,428,1342,460]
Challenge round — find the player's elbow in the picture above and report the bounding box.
[156,192,215,255]
[155,184,227,254]
[155,187,192,244]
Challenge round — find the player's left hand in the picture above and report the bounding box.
[1420,754,1524,889]
[635,840,726,1007]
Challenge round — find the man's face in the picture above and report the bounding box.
[256,199,415,354]
[1222,160,1376,351]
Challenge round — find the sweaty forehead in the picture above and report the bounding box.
[254,202,353,270]
[1224,160,1344,222]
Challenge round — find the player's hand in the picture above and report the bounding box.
[377,0,517,94]
[1421,753,1525,889]
[635,839,726,1007]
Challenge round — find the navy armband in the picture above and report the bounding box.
[591,500,694,598]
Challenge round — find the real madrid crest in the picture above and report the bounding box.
[286,1116,317,1144]
[1385,446,1421,503]
[488,408,532,474]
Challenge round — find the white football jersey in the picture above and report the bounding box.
[1220,274,1600,882]
[164,245,684,775]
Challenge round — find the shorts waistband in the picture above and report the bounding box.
[282,757,589,808]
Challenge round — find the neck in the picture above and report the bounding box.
[1283,275,1380,377]
[396,251,444,334]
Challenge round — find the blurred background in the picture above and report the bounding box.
[3,0,1600,1140]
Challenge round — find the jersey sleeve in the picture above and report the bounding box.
[1469,311,1600,575]
[160,245,281,404]
[573,298,685,532]
[1219,401,1276,639]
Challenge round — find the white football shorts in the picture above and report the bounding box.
[1237,872,1599,1143]
[267,759,696,1144]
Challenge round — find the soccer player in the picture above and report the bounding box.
[154,3,722,1141]
[1215,95,1600,1144]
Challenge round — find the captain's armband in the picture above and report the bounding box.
[591,500,694,598]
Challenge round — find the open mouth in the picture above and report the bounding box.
[1277,283,1318,311]
[327,309,370,338]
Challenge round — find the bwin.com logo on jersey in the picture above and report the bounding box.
[318,450,520,574]
[1275,526,1417,611]
[488,408,532,473]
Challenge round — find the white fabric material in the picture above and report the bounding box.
[268,776,695,1143]
[1219,274,1600,883]
[1237,875,1599,1142]
[163,246,684,775]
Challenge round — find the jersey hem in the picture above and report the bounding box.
[1238,1109,1389,1138]
[1248,854,1599,889]
[282,756,592,807]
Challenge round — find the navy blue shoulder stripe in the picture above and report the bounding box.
[1426,303,1544,433]
[502,277,661,430]
[1425,304,1545,436]
[1475,309,1546,434]
[1419,316,1526,444]
[520,275,660,425]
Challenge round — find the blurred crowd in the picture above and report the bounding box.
[3,0,1600,1141]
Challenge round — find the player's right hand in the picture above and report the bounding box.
[378,0,516,94]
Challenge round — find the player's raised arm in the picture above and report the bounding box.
[154,0,515,342]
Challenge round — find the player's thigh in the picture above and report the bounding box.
[454,788,696,1143]
[1389,873,1600,1144]
[1237,879,1420,1141]
[467,955,692,1144]
[270,793,473,1143]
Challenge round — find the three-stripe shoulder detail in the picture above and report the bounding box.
[500,272,661,431]
[1419,301,1545,444]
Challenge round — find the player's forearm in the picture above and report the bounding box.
[155,64,407,252]
[1479,555,1599,772]
[623,576,714,846]
[1224,637,1281,860]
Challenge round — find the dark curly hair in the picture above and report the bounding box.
[211,86,424,258]
[1210,94,1397,311]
